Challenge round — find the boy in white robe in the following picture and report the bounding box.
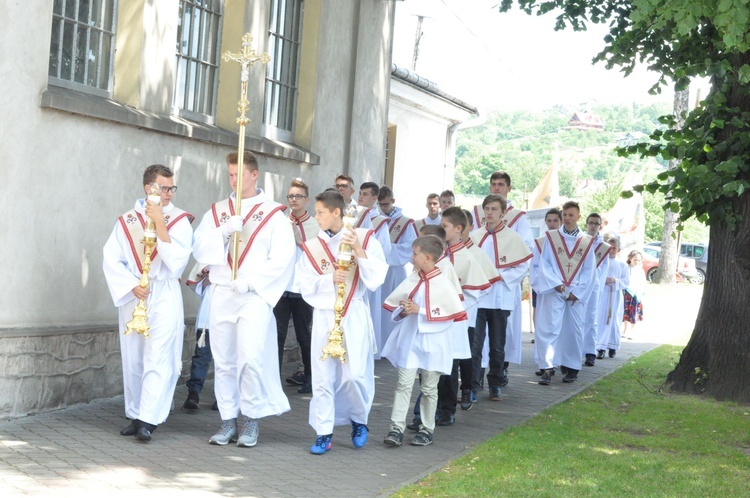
[192,151,294,448]
[595,234,629,357]
[581,213,612,367]
[357,182,392,358]
[297,190,387,455]
[378,186,418,350]
[413,193,442,233]
[534,201,596,385]
[103,164,194,442]
[382,235,467,447]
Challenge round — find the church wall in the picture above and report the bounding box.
[0,0,392,418]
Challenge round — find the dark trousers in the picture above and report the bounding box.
[471,308,510,390]
[273,292,313,379]
[186,329,212,395]
[436,327,474,417]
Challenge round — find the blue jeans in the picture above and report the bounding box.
[186,328,212,395]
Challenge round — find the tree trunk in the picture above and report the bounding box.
[667,54,750,402]
[654,88,689,284]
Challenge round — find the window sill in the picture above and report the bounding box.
[40,85,320,166]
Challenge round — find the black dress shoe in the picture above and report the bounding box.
[562,369,579,383]
[437,413,455,426]
[499,369,509,387]
[120,421,138,436]
[597,349,606,360]
[584,354,596,367]
[183,392,200,410]
[135,427,152,442]
[539,370,552,386]
[535,367,556,376]
[608,349,616,358]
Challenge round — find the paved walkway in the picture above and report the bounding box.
[0,332,660,498]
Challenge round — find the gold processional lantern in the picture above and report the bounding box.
[321,206,358,362]
[124,182,162,338]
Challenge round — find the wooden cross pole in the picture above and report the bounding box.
[222,33,270,279]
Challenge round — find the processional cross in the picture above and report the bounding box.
[222,33,270,279]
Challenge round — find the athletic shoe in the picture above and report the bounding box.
[437,413,455,426]
[597,349,606,360]
[297,380,312,394]
[209,419,238,446]
[470,390,478,403]
[351,421,368,448]
[383,429,403,447]
[460,389,473,411]
[489,386,502,401]
[310,434,332,455]
[237,418,259,447]
[286,370,305,386]
[411,430,433,446]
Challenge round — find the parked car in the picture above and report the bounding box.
[641,246,698,282]
[645,241,708,284]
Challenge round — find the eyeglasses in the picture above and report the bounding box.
[587,221,601,226]
[160,186,178,193]
[286,194,307,200]
[378,201,392,209]
[334,184,351,190]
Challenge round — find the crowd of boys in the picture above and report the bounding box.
[103,156,626,452]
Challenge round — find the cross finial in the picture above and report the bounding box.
[222,33,270,126]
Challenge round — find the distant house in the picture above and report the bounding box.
[567,111,605,131]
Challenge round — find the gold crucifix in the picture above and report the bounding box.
[222,33,270,279]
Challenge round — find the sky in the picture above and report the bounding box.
[392,0,709,112]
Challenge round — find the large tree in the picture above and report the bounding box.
[501,0,750,402]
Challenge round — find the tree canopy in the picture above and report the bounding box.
[500,0,750,402]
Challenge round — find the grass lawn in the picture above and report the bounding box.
[394,345,750,497]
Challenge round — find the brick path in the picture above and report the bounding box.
[0,332,657,498]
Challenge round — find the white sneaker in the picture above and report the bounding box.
[237,417,259,447]
[208,419,238,445]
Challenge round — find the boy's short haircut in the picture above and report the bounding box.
[290,178,309,196]
[335,174,354,187]
[360,181,379,196]
[413,235,445,261]
[226,151,259,172]
[143,164,173,185]
[315,190,345,216]
[440,189,455,199]
[586,212,602,224]
[378,185,394,202]
[562,200,580,212]
[441,206,467,231]
[482,194,507,211]
[490,171,511,186]
[426,193,439,201]
[462,208,474,226]
[545,208,562,220]
[603,233,620,246]
[419,224,447,243]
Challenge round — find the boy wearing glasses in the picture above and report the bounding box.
[582,213,612,367]
[275,179,319,394]
[103,164,194,442]
[334,174,358,210]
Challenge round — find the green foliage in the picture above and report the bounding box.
[394,345,750,497]
[500,0,750,230]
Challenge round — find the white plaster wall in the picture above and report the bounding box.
[387,99,454,220]
[0,0,393,330]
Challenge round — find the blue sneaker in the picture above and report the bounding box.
[351,421,368,448]
[470,390,478,403]
[310,434,332,455]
